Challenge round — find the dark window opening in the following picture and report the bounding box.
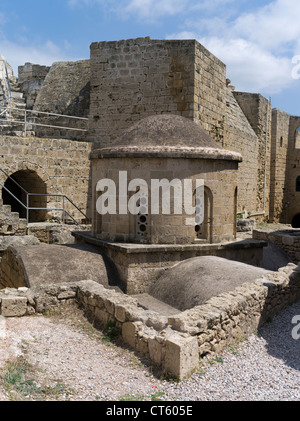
[296,176,300,192]
[292,214,300,228]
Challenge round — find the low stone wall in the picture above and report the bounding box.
[1,263,300,380]
[253,228,300,263]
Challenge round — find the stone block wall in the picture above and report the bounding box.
[269,109,289,222]
[18,63,50,109]
[88,37,226,145]
[0,135,93,223]
[193,41,226,141]
[253,228,300,263]
[1,262,300,380]
[33,60,90,140]
[233,92,272,219]
[286,116,300,225]
[224,89,259,214]
[75,235,265,295]
[88,37,279,221]
[91,155,239,246]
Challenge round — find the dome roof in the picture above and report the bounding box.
[90,114,242,161]
[149,256,269,311]
[113,114,220,149]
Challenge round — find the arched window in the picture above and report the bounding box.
[296,176,300,192]
[195,186,213,242]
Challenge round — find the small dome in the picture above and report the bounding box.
[114,114,220,149]
[90,114,242,161]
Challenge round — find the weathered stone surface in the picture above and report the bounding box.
[1,296,27,317]
[150,256,269,311]
[122,322,139,348]
[164,335,199,379]
[0,262,300,379]
[0,243,123,291]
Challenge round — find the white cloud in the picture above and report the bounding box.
[67,0,191,22]
[168,0,300,95]
[231,0,300,51]
[201,37,294,94]
[0,40,76,76]
[124,0,189,20]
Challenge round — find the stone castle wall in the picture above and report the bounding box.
[269,109,290,223]
[32,60,90,140]
[224,89,259,214]
[233,92,272,219]
[1,37,300,226]
[88,37,268,218]
[18,63,50,109]
[88,38,226,146]
[286,116,300,225]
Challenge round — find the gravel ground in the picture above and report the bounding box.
[0,300,300,402]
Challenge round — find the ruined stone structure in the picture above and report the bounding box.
[0,37,300,228]
[18,63,50,109]
[88,37,300,227]
[1,37,300,380]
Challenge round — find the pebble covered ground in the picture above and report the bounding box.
[0,300,299,402]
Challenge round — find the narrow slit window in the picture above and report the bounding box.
[296,176,300,192]
[295,127,300,149]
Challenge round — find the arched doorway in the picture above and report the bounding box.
[292,214,300,228]
[2,170,48,222]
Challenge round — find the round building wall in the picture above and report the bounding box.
[91,156,239,245]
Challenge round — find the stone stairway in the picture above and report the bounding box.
[0,69,35,136]
[0,198,27,236]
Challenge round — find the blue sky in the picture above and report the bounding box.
[0,0,299,116]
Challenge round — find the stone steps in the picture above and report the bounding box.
[0,197,27,236]
[0,78,30,136]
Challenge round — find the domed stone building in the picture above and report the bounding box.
[90,114,242,245]
[73,114,269,294]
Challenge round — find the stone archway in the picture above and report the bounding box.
[2,169,48,222]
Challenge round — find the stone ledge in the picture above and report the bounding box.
[72,231,267,254]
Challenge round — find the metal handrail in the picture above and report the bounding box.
[0,167,90,225]
[0,104,88,136]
